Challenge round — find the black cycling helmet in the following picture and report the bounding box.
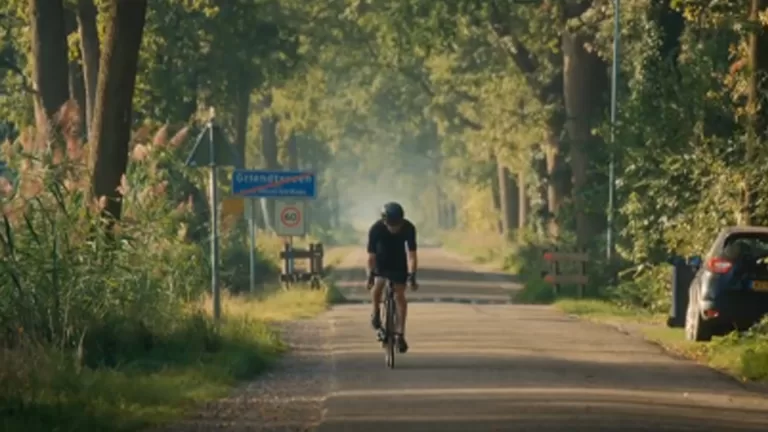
[381,202,405,224]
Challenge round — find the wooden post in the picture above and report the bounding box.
[309,243,316,274]
[543,248,589,296]
[316,243,324,275]
[287,236,295,277]
[282,242,291,289]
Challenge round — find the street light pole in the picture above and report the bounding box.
[606,0,620,261]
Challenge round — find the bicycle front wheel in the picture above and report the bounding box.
[385,298,396,369]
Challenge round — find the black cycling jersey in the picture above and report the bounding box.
[367,219,417,275]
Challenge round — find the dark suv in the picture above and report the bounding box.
[685,226,768,341]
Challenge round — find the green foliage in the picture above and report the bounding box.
[0,287,331,432]
[0,126,203,353]
[219,226,279,294]
[0,114,329,430]
[708,316,768,381]
[2,0,768,392]
[611,265,671,313]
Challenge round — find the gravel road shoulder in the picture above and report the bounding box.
[149,316,335,432]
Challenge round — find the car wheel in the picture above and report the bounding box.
[685,295,713,342]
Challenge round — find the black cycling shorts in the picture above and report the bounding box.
[373,269,408,285]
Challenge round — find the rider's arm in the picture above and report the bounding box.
[366,224,377,274]
[406,225,418,274]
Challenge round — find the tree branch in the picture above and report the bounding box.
[487,1,567,106]
[488,2,539,74]
[0,57,36,94]
[395,63,482,130]
[446,105,482,130]
[488,0,543,96]
[564,0,592,19]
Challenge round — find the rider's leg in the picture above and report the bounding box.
[393,284,408,334]
[393,280,409,353]
[370,276,386,329]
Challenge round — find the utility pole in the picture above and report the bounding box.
[606,0,621,262]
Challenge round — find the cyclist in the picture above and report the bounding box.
[366,202,418,353]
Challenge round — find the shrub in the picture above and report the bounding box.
[0,106,307,430]
[219,227,281,294]
[0,107,280,362]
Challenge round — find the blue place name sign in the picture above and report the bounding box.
[232,169,317,199]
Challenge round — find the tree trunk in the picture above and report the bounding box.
[656,0,685,65]
[63,4,86,138]
[89,0,148,221]
[286,132,299,170]
[235,71,253,167]
[743,0,768,225]
[442,192,453,229]
[517,170,529,231]
[490,160,503,234]
[488,3,578,242]
[508,170,520,230]
[234,71,250,169]
[259,96,279,170]
[76,0,101,137]
[29,0,70,132]
[181,71,198,121]
[329,177,340,229]
[563,31,608,246]
[534,150,550,237]
[543,129,569,239]
[259,92,280,229]
[68,60,87,136]
[496,159,517,238]
[436,187,447,230]
[229,71,251,237]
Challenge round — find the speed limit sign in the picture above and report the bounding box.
[275,200,306,236]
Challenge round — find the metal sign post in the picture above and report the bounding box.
[185,107,240,322]
[245,198,257,293]
[208,119,220,321]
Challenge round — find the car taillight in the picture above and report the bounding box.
[706,257,732,274]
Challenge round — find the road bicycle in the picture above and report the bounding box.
[376,276,398,369]
[373,273,417,369]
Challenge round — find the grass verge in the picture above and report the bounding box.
[440,230,561,304]
[439,230,508,267]
[322,245,359,275]
[556,299,666,324]
[1,286,333,432]
[556,299,768,383]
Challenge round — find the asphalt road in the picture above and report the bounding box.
[332,248,519,304]
[315,247,768,431]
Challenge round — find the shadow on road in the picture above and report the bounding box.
[328,353,753,395]
[317,395,768,431]
[332,267,519,284]
[318,352,768,431]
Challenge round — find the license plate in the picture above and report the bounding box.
[752,280,768,291]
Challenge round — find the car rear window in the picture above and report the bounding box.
[722,233,768,261]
